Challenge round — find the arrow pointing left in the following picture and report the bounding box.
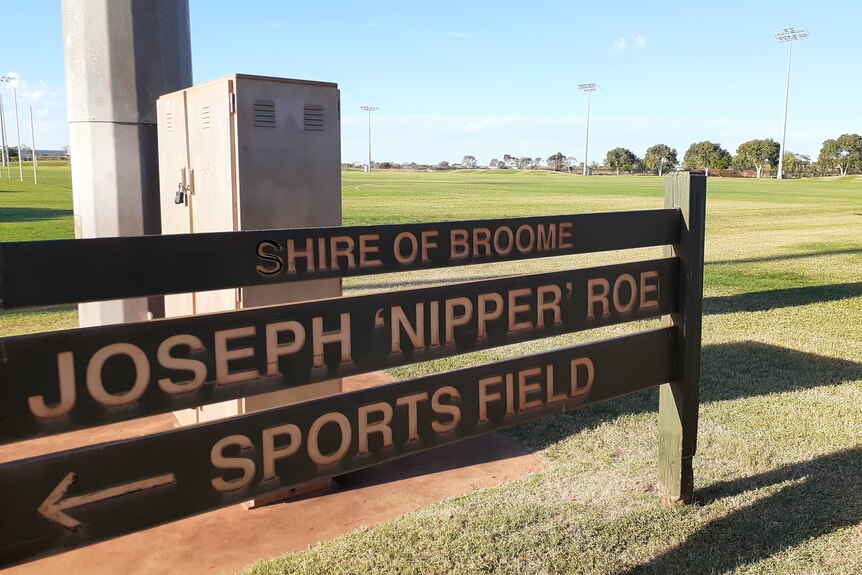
[38,472,177,530]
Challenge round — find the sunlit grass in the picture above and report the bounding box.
[252,172,862,575]
[2,167,861,574]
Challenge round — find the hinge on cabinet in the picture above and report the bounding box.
[229,92,236,114]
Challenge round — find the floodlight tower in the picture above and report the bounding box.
[775,27,809,180]
[360,105,378,172]
[0,75,12,174]
[578,83,599,176]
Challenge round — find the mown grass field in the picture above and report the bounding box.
[1,167,860,574]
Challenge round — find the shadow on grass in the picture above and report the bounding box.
[336,342,861,501]
[350,278,862,315]
[0,207,73,222]
[613,341,862,573]
[704,282,862,315]
[709,246,862,266]
[621,446,862,574]
[512,341,862,452]
[504,342,862,573]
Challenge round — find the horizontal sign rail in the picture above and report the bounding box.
[0,209,679,309]
[0,327,676,567]
[0,258,678,444]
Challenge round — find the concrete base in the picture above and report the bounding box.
[243,478,336,509]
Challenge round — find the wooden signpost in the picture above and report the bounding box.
[0,172,705,566]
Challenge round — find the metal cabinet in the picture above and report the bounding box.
[157,74,342,424]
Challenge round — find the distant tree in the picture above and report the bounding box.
[436,160,451,170]
[490,158,500,169]
[516,156,532,170]
[783,152,810,178]
[546,152,568,172]
[683,141,731,176]
[8,145,33,161]
[643,144,678,176]
[62,145,71,159]
[782,152,809,178]
[733,138,779,178]
[817,134,862,176]
[502,154,515,168]
[533,157,542,169]
[461,155,477,169]
[817,140,841,175]
[605,147,639,175]
[836,133,862,173]
[782,153,797,176]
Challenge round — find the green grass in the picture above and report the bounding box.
[2,168,861,574]
[0,161,74,243]
[0,162,78,335]
[262,171,862,575]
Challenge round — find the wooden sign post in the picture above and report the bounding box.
[659,172,706,505]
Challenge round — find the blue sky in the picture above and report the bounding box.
[2,1,860,166]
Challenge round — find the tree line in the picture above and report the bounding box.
[540,134,861,177]
[361,134,861,177]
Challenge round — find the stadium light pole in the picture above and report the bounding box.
[13,87,23,181]
[775,27,809,180]
[578,83,599,176]
[0,94,5,179]
[0,75,13,177]
[29,105,37,184]
[360,105,378,172]
[0,95,7,176]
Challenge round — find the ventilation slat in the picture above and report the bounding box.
[253,101,276,128]
[304,105,324,131]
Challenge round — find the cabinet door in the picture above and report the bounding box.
[186,80,240,420]
[157,91,195,319]
[187,79,238,315]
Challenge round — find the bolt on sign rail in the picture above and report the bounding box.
[0,172,705,567]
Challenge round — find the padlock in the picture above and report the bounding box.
[175,184,185,205]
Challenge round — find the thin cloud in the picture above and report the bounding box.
[462,116,516,133]
[611,34,646,51]
[23,89,47,101]
[448,31,471,38]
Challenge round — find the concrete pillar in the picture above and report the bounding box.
[62,0,192,326]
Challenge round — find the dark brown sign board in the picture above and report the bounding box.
[0,258,677,443]
[0,209,679,309]
[0,172,706,567]
[0,328,674,565]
